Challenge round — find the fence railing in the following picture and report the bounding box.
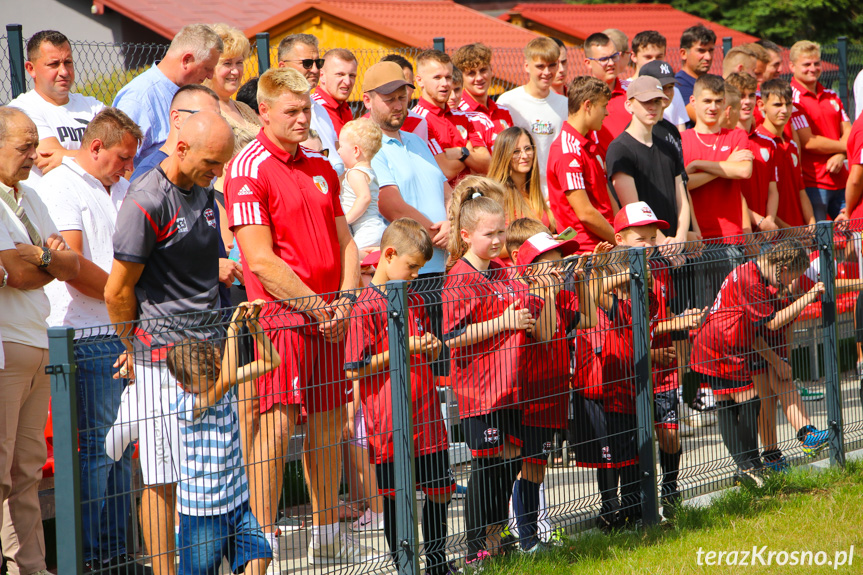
[3,26,861,116]
[44,221,863,575]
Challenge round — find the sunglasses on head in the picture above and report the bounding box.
[285,58,325,70]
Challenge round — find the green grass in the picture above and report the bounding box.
[481,460,863,574]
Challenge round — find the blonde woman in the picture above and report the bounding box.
[487,127,556,232]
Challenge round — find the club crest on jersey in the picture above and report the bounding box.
[457,125,468,139]
[176,217,188,233]
[831,100,840,112]
[759,148,770,163]
[313,175,329,195]
[499,119,510,130]
[483,428,500,444]
[542,441,553,455]
[792,153,799,167]
[204,208,217,229]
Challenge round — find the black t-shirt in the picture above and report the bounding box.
[606,131,685,235]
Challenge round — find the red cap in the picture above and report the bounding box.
[613,201,670,233]
[517,232,580,265]
[361,250,381,268]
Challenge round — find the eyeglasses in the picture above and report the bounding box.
[282,58,325,70]
[511,145,535,158]
[175,109,200,114]
[587,52,621,65]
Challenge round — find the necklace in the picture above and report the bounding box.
[693,130,717,151]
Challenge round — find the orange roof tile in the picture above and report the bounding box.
[502,3,758,48]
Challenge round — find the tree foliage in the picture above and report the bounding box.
[573,0,863,46]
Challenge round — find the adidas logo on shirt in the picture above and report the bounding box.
[569,158,580,168]
[237,185,253,196]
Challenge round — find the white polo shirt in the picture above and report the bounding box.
[311,98,345,176]
[0,180,61,349]
[8,90,105,184]
[38,157,127,332]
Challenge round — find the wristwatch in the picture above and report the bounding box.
[339,291,358,304]
[0,267,7,288]
[38,246,52,268]
[459,146,470,162]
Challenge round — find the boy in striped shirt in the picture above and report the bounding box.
[167,300,280,575]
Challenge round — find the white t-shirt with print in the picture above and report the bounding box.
[38,156,127,331]
[8,90,105,184]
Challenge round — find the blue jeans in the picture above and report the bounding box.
[178,501,271,575]
[75,335,134,562]
[805,187,845,221]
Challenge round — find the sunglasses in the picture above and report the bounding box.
[283,58,325,70]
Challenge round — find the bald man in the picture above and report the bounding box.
[105,110,234,575]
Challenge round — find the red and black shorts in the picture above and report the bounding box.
[654,388,679,430]
[569,394,612,469]
[605,411,638,468]
[521,425,558,466]
[376,450,457,499]
[462,409,522,458]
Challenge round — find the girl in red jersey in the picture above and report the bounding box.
[442,183,534,564]
[691,240,824,484]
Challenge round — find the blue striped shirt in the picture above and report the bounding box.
[173,389,248,516]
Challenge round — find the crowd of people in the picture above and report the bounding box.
[0,19,862,575]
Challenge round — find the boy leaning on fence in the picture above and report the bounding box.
[165,300,278,575]
[343,218,457,575]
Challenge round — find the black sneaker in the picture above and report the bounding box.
[108,555,153,575]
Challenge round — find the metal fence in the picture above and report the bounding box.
[44,221,863,575]
[3,26,861,115]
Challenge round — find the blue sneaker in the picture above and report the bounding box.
[763,455,789,472]
[801,428,829,457]
[453,483,468,499]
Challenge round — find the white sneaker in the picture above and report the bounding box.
[308,534,379,565]
[265,530,281,563]
[351,508,384,531]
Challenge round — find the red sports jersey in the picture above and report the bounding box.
[766,129,809,228]
[681,127,748,242]
[413,97,484,185]
[743,128,778,217]
[517,285,580,429]
[651,262,678,393]
[603,78,631,138]
[547,122,613,253]
[311,89,353,136]
[225,132,343,304]
[790,78,849,190]
[846,115,863,228]
[443,258,525,418]
[601,292,659,414]
[458,91,514,151]
[691,261,777,382]
[344,287,448,463]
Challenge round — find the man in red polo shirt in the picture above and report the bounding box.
[413,49,489,184]
[584,32,629,138]
[313,48,356,136]
[547,76,615,253]
[451,43,513,152]
[224,67,369,565]
[789,40,851,221]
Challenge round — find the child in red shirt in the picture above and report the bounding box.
[344,219,455,575]
[442,182,534,564]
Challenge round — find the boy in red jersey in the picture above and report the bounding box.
[691,241,825,485]
[757,79,816,231]
[344,218,456,575]
[452,43,514,153]
[547,76,616,254]
[843,110,863,403]
[505,220,597,551]
[682,74,753,305]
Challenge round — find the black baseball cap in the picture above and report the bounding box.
[639,60,677,86]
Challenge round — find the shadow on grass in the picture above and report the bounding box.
[480,459,863,574]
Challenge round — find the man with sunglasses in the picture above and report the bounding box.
[277,34,344,175]
[584,32,629,139]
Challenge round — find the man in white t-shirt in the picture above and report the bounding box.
[277,34,345,175]
[497,37,568,196]
[37,108,147,573]
[0,106,80,575]
[8,30,104,184]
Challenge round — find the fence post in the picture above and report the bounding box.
[722,37,732,57]
[47,326,83,575]
[386,280,419,575]
[6,24,26,99]
[433,37,445,52]
[629,248,659,525]
[815,221,845,467]
[256,32,270,75]
[837,37,849,114]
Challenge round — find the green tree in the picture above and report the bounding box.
[573,0,863,46]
